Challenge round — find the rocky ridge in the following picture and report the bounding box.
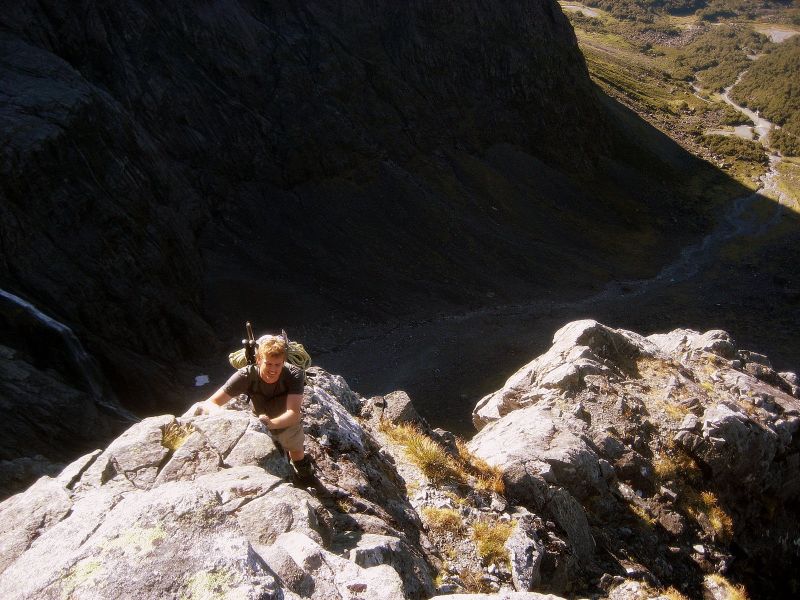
[471,320,800,598]
[2,320,797,599]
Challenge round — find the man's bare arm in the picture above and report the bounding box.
[203,387,233,411]
[259,393,302,429]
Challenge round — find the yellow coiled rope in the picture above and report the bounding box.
[228,339,312,371]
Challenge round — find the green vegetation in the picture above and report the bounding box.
[668,25,771,90]
[583,0,706,22]
[562,0,800,195]
[581,0,799,23]
[698,1,800,23]
[702,134,768,163]
[776,159,800,209]
[731,35,800,156]
[720,104,751,126]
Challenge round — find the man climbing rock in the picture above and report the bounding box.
[198,335,314,484]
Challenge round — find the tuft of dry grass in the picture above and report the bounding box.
[682,489,734,543]
[405,433,460,484]
[421,507,464,535]
[456,439,505,494]
[471,519,515,567]
[381,422,461,484]
[705,574,749,600]
[161,422,195,451]
[381,423,505,492]
[662,401,691,422]
[662,587,690,600]
[458,567,493,594]
[652,446,702,485]
[652,445,734,541]
[700,491,734,542]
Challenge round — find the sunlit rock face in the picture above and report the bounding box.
[2,325,797,598]
[470,320,800,599]
[0,369,436,600]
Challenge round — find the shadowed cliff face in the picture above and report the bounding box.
[1,1,722,412]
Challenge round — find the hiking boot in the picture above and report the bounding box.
[291,455,315,484]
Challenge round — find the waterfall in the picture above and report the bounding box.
[0,288,135,420]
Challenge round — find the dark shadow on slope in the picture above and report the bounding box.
[310,92,800,437]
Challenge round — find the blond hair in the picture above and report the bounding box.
[257,336,287,361]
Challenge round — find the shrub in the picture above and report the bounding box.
[702,134,768,164]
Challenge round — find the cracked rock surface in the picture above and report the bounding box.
[2,321,797,599]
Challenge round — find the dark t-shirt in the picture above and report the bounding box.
[222,363,304,419]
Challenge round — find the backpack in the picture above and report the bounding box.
[227,326,312,373]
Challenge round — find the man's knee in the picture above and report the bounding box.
[273,422,305,454]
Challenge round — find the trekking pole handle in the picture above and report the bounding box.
[243,321,257,365]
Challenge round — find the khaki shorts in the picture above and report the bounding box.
[271,422,305,453]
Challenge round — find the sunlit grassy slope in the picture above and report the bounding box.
[560,0,799,206]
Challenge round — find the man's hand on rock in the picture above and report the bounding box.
[202,400,223,414]
[258,414,271,428]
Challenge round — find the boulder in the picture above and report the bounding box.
[647,329,737,359]
[428,593,568,599]
[473,320,657,429]
[505,513,545,591]
[382,390,426,426]
[273,531,406,600]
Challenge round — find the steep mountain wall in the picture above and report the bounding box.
[1,0,711,412]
